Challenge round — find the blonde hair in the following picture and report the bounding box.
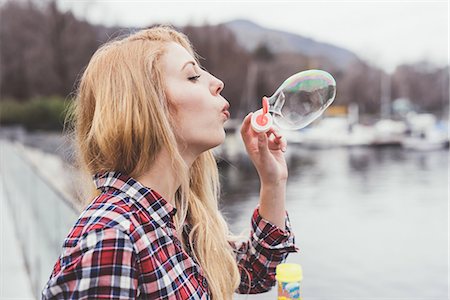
[68,26,243,299]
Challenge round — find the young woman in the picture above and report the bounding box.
[42,26,298,300]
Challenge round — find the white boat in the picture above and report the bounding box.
[372,119,407,146]
[300,117,375,148]
[401,113,449,151]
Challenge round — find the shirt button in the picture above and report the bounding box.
[202,277,208,288]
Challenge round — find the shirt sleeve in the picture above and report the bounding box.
[232,206,299,294]
[42,228,139,299]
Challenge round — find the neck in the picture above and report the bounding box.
[136,146,198,206]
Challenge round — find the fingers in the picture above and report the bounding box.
[241,112,287,153]
[257,132,270,157]
[240,112,253,137]
[280,138,287,152]
[267,127,287,152]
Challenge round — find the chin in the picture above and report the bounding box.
[218,129,227,145]
[206,132,226,151]
[211,138,226,150]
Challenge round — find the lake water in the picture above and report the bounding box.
[3,129,448,299]
[223,146,448,299]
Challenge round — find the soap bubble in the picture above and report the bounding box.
[268,69,336,130]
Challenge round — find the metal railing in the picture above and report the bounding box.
[1,140,79,299]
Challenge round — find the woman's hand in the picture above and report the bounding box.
[240,101,288,186]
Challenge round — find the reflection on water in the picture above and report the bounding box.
[222,146,448,299]
[3,129,447,299]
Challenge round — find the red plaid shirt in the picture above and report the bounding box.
[42,171,298,299]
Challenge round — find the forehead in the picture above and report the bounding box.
[162,42,195,75]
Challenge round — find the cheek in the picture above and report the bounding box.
[166,88,220,136]
[177,107,223,142]
[171,95,210,123]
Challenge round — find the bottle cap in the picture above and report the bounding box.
[275,263,303,282]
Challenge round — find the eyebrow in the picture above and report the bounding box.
[181,61,196,71]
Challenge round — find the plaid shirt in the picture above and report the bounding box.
[42,171,298,299]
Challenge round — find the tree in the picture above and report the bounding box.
[0,0,100,100]
[392,62,449,115]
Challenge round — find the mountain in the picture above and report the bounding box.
[223,19,359,69]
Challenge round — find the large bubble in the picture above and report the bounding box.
[268,70,336,130]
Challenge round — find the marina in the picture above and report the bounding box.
[1,126,447,299]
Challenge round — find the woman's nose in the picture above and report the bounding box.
[210,76,224,96]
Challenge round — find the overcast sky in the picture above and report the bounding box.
[58,0,449,72]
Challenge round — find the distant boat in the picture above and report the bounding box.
[217,112,449,156]
[299,117,375,148]
[401,113,449,151]
[372,119,406,146]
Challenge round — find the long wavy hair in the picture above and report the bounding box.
[66,26,245,299]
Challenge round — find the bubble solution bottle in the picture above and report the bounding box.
[275,263,303,300]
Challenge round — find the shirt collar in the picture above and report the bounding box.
[93,171,177,226]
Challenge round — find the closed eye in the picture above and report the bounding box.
[188,75,201,82]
